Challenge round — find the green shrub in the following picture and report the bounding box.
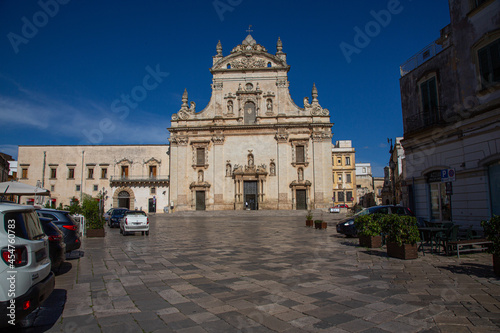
[306,210,313,220]
[354,214,381,237]
[383,215,420,246]
[481,216,500,255]
[82,194,103,230]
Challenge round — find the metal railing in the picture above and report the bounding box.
[400,41,443,77]
[404,106,447,134]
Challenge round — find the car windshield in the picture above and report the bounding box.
[4,210,45,240]
[113,210,128,217]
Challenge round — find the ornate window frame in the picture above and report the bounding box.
[472,29,500,94]
[290,139,309,167]
[191,140,210,169]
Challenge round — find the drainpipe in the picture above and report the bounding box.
[41,151,46,188]
[80,150,85,202]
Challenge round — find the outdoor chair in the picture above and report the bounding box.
[436,225,460,255]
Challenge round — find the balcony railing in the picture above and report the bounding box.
[110,175,169,186]
[404,106,447,134]
[400,41,443,77]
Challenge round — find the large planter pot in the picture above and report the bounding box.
[306,220,313,227]
[86,228,105,237]
[493,255,500,276]
[359,235,382,248]
[386,242,418,260]
[314,222,327,230]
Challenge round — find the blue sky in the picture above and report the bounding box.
[0,0,451,176]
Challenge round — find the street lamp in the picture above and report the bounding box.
[389,159,396,204]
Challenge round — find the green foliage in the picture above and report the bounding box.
[481,216,500,255]
[67,197,83,215]
[306,210,313,220]
[82,194,103,230]
[383,215,420,246]
[314,220,323,224]
[351,204,364,214]
[57,203,63,210]
[354,214,382,237]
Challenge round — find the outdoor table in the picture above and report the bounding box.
[418,227,446,255]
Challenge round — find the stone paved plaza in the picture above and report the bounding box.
[17,211,500,332]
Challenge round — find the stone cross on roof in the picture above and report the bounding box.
[246,25,253,34]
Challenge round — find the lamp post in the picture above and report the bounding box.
[389,158,396,205]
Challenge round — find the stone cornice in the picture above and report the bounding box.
[169,123,333,133]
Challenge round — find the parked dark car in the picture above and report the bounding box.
[108,208,129,228]
[36,208,81,252]
[336,205,414,237]
[39,217,66,271]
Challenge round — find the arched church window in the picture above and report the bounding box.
[267,62,272,68]
[227,64,231,69]
[270,162,276,176]
[244,101,256,124]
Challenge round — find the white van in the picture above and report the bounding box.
[0,202,55,327]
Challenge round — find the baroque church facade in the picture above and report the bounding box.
[169,35,333,211]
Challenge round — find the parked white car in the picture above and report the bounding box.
[0,202,55,327]
[119,210,149,236]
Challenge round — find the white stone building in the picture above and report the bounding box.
[17,145,169,212]
[169,35,333,211]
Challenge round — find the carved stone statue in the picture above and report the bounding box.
[226,164,231,177]
[248,154,254,167]
[303,97,311,108]
[267,99,273,112]
[198,170,204,182]
[270,163,276,176]
[227,100,233,113]
[298,168,304,181]
[190,101,196,113]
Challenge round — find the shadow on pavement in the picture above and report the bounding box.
[4,289,67,333]
[54,261,72,276]
[437,263,498,279]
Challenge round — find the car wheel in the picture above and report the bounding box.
[119,228,123,234]
[142,231,144,236]
[146,231,149,236]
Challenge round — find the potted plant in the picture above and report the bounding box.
[314,219,327,230]
[82,194,105,237]
[355,214,382,248]
[306,210,314,227]
[383,215,420,260]
[481,216,500,276]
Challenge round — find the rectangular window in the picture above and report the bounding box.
[345,156,351,165]
[149,166,157,178]
[76,184,81,191]
[101,168,107,179]
[338,191,345,202]
[478,39,500,89]
[88,168,94,179]
[51,185,55,192]
[68,168,75,179]
[50,168,57,179]
[197,148,205,166]
[296,145,305,163]
[93,185,98,191]
[338,174,342,182]
[346,191,353,201]
[420,76,439,125]
[21,168,28,179]
[346,173,352,183]
[151,187,156,195]
[121,166,129,178]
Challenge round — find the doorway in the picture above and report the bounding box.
[118,191,130,209]
[148,198,156,213]
[244,181,258,210]
[296,190,307,210]
[196,191,206,211]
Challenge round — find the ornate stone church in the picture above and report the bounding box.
[169,35,333,211]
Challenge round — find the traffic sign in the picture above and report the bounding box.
[441,168,455,182]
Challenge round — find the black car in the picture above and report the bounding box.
[336,205,414,237]
[37,208,81,252]
[108,208,129,228]
[39,217,66,271]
